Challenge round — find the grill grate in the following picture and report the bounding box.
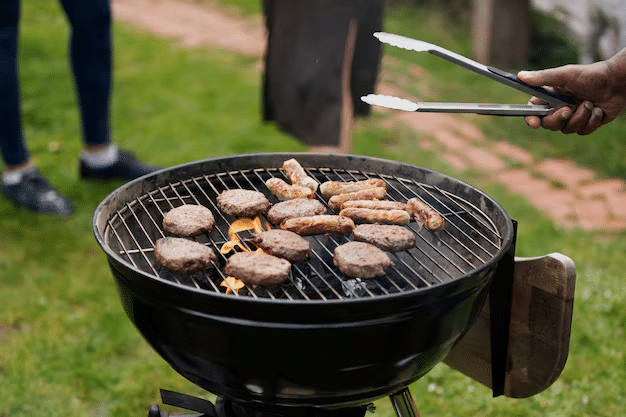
[103,167,502,301]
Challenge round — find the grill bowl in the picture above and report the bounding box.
[93,153,514,408]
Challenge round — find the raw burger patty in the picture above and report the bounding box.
[333,241,392,278]
[162,204,215,237]
[252,229,310,262]
[216,189,271,218]
[266,198,327,225]
[154,237,216,272]
[225,251,291,286]
[352,224,416,252]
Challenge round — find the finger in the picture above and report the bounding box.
[524,115,542,129]
[528,96,548,106]
[541,107,573,131]
[562,101,593,134]
[578,107,604,135]
[518,66,575,88]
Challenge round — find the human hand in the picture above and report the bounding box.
[517,54,626,135]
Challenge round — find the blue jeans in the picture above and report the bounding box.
[0,0,112,165]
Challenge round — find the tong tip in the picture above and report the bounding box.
[361,94,419,112]
[373,32,433,52]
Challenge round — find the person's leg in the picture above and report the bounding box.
[59,0,112,148]
[60,0,158,180]
[0,0,30,167]
[0,0,73,214]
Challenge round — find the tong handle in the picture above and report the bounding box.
[487,66,578,108]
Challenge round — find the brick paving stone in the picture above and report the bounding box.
[578,178,626,199]
[464,147,507,173]
[535,159,596,189]
[492,141,534,165]
[573,199,612,231]
[433,130,469,152]
[497,169,551,196]
[442,152,469,171]
[528,189,576,223]
[453,120,485,143]
[418,138,436,151]
[605,192,626,218]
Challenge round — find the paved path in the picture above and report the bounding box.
[113,0,626,231]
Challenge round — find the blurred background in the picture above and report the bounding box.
[1,1,625,416]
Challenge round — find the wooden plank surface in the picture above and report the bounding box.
[443,253,576,398]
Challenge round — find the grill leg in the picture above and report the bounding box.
[389,388,420,417]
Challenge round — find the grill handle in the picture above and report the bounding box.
[389,388,420,417]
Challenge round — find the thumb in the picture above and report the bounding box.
[518,67,572,87]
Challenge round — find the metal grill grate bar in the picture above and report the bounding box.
[105,166,503,301]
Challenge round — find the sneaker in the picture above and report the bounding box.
[1,169,74,215]
[80,148,159,181]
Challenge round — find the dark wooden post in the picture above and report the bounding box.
[472,0,531,67]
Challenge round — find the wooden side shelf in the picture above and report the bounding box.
[443,253,576,398]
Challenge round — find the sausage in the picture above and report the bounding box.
[280,215,355,235]
[407,198,445,231]
[266,177,315,201]
[327,187,386,211]
[283,158,318,192]
[339,208,410,225]
[340,199,407,211]
[319,178,386,199]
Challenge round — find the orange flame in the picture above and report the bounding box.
[220,217,271,294]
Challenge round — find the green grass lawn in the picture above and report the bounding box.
[1,1,625,416]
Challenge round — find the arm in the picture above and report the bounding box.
[517,48,626,134]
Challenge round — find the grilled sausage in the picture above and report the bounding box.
[407,198,445,231]
[327,187,386,211]
[266,177,315,201]
[352,224,416,252]
[333,241,393,278]
[283,158,318,192]
[340,199,407,211]
[280,215,355,235]
[162,204,216,237]
[319,178,386,199]
[339,207,410,225]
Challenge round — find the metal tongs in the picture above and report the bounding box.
[362,32,578,116]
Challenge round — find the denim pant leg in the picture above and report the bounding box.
[59,0,113,147]
[0,0,30,166]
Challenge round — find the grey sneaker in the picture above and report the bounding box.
[80,149,159,181]
[1,169,73,215]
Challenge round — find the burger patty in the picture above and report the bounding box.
[266,198,327,225]
[333,241,393,279]
[162,204,216,237]
[352,224,416,252]
[216,189,271,218]
[154,237,216,272]
[225,251,291,287]
[251,229,311,262]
